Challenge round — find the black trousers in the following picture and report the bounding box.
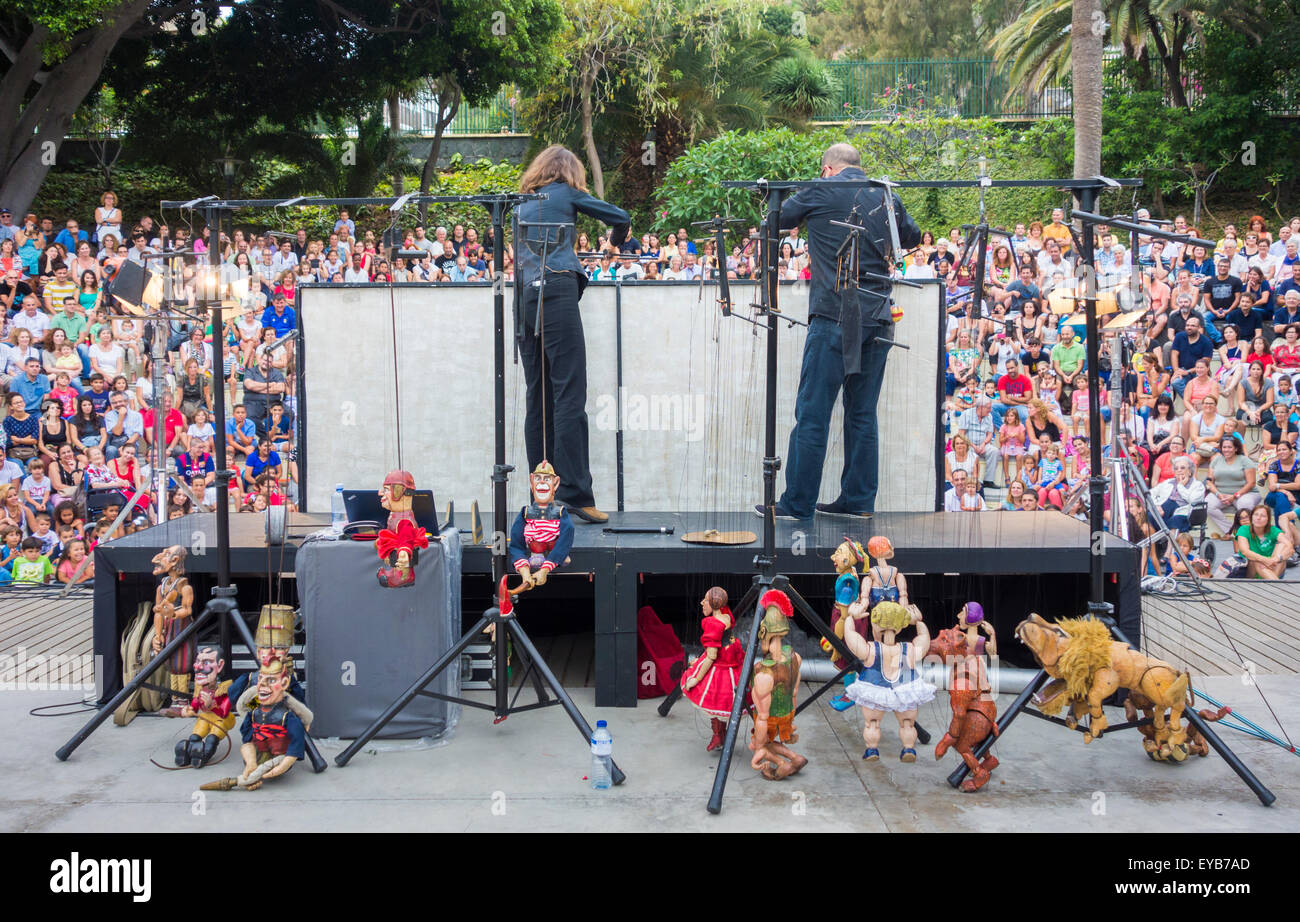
[517,271,595,508]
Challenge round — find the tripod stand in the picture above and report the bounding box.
[945,203,1275,806]
[334,195,624,784]
[659,179,927,813]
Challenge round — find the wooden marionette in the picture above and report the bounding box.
[842,601,935,762]
[862,535,908,612]
[166,643,236,768]
[680,586,744,752]
[748,589,807,780]
[150,545,195,712]
[226,605,312,729]
[376,518,429,588]
[822,536,867,712]
[379,469,417,532]
[203,652,307,792]
[508,460,574,591]
[929,602,1002,791]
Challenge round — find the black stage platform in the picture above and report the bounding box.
[94,511,1138,707]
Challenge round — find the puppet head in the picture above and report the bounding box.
[702,586,728,615]
[193,644,224,692]
[960,602,985,626]
[255,652,294,707]
[831,537,867,574]
[380,470,415,510]
[758,589,793,653]
[152,544,187,578]
[870,601,911,636]
[530,460,559,506]
[866,535,894,561]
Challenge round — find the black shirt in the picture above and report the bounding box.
[1202,273,1244,317]
[1020,348,1051,376]
[779,166,922,326]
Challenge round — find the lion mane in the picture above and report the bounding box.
[1053,617,1114,700]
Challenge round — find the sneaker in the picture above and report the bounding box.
[1289,553,1300,568]
[568,505,609,524]
[862,747,880,761]
[829,693,854,712]
[816,501,873,518]
[900,748,917,763]
[753,503,805,521]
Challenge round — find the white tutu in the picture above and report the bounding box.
[845,676,936,712]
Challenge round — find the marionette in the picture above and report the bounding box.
[929,602,1001,791]
[680,586,744,751]
[150,545,195,712]
[202,652,306,791]
[862,535,908,611]
[749,589,806,780]
[376,518,429,588]
[379,469,418,532]
[842,601,934,762]
[1016,613,1192,759]
[823,537,867,712]
[167,644,236,768]
[508,460,574,591]
[227,605,311,725]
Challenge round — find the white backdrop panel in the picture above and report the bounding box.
[300,281,941,515]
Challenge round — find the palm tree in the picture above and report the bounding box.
[764,53,841,126]
[991,0,1264,110]
[1073,0,1104,188]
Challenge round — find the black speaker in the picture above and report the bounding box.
[111,260,152,306]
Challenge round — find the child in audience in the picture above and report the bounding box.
[10,536,54,584]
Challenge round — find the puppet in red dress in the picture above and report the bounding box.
[680,586,744,751]
[376,519,429,588]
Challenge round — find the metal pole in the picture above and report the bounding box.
[154,256,171,524]
[490,201,510,718]
[615,276,625,512]
[1076,185,1107,609]
[761,188,782,572]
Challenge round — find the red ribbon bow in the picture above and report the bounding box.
[375,519,429,560]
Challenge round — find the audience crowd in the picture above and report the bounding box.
[0,191,1295,583]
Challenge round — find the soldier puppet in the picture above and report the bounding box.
[508,460,574,591]
[749,589,807,780]
[168,644,236,768]
[150,545,195,711]
[204,653,306,792]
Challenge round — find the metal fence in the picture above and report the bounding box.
[395,87,519,135]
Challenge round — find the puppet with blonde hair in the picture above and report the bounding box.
[823,536,867,711]
[842,601,934,762]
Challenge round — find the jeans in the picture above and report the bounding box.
[76,344,91,380]
[778,316,890,517]
[1265,490,1294,518]
[992,401,1030,430]
[1160,497,1191,534]
[517,272,595,508]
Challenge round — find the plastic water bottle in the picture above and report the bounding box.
[590,720,613,790]
[331,484,346,533]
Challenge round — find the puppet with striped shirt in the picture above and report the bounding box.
[509,460,574,590]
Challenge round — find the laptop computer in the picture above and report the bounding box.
[342,488,440,534]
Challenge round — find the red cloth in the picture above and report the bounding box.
[682,612,744,717]
[635,605,684,699]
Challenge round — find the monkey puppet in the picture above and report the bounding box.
[749,590,807,780]
[823,537,867,712]
[150,545,194,712]
[843,601,934,762]
[168,643,236,768]
[680,586,743,752]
